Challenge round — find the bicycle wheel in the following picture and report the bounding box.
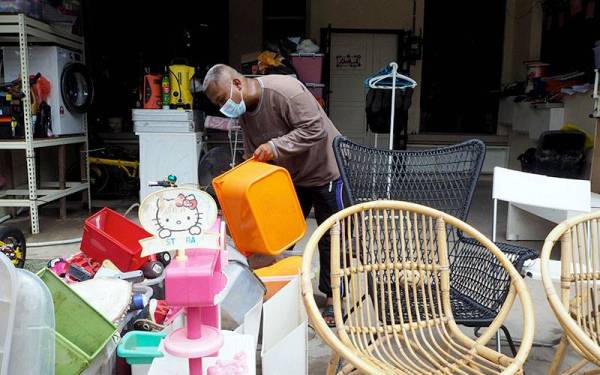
[89,163,111,197]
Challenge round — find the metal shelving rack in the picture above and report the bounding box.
[0,14,90,234]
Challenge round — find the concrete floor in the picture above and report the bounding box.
[10,181,596,373]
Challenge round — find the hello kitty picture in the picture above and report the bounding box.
[155,193,203,238]
[138,188,219,255]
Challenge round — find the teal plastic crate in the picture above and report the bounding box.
[37,268,118,375]
[118,331,165,365]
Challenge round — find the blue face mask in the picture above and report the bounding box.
[219,83,246,118]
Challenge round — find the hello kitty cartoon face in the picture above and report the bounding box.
[154,193,203,239]
[139,188,218,243]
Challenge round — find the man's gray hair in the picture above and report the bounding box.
[202,64,239,92]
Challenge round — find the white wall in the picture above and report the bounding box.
[501,0,543,84]
[308,0,424,134]
[564,93,597,136]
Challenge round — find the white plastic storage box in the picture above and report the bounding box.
[8,269,55,375]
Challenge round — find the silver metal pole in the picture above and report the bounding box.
[18,15,40,234]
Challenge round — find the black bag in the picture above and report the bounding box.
[365,87,413,134]
[0,119,13,139]
[517,147,536,173]
[518,131,586,179]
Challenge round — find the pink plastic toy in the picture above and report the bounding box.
[207,352,248,375]
[163,218,228,375]
[138,187,228,375]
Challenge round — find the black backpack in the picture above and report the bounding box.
[518,131,586,179]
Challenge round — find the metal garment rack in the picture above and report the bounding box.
[367,61,417,151]
[0,14,91,234]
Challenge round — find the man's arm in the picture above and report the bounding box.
[268,91,327,160]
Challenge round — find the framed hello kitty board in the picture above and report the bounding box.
[138,188,221,257]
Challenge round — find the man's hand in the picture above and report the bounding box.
[254,143,275,162]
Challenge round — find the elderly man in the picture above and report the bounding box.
[203,64,342,326]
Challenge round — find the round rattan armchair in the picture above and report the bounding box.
[301,200,534,374]
[542,211,600,374]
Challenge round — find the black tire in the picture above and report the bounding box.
[157,252,172,267]
[142,261,164,279]
[0,225,26,268]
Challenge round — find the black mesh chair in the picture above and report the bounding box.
[333,136,538,355]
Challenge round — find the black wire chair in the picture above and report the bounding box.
[333,136,538,355]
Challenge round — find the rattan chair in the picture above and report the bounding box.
[541,211,600,374]
[301,200,534,374]
[333,136,537,354]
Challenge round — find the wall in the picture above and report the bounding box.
[229,0,263,69]
[309,0,415,38]
[564,93,597,136]
[309,0,424,134]
[227,0,543,133]
[501,0,543,84]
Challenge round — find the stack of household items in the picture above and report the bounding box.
[0,158,309,375]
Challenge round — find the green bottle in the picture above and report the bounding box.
[161,67,170,109]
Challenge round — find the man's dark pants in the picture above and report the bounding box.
[295,177,345,298]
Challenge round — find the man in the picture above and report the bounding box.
[203,64,342,325]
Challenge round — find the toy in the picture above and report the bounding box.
[47,257,68,277]
[118,331,166,375]
[80,207,152,272]
[136,186,227,375]
[207,352,248,375]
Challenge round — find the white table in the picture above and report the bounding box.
[506,192,600,241]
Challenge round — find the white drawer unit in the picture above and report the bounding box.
[137,132,202,202]
[133,109,203,202]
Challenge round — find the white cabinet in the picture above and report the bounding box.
[133,109,202,202]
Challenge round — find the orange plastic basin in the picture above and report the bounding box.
[255,256,302,300]
[212,159,306,256]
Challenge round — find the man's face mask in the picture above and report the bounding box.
[219,83,246,118]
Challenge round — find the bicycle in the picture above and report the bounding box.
[68,145,140,199]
